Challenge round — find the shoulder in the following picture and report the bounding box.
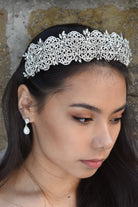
[0,197,13,207]
[0,180,17,207]
[0,187,13,206]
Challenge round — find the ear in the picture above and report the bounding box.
[18,84,36,122]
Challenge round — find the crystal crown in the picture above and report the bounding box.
[23,29,132,78]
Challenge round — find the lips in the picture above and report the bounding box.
[81,159,104,168]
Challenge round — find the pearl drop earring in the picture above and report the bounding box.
[23,118,30,135]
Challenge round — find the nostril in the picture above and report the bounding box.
[91,134,113,151]
[102,142,113,150]
[90,122,115,150]
[102,136,113,150]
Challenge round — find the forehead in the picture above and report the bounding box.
[57,65,126,108]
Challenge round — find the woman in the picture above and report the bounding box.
[0,23,137,207]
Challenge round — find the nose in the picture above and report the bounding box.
[91,122,113,151]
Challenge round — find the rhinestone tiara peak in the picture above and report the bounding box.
[23,29,132,78]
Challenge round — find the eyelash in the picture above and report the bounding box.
[110,117,122,124]
[72,116,93,125]
[72,116,122,125]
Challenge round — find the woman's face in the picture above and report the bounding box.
[31,65,126,178]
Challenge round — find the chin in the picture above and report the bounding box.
[77,169,98,179]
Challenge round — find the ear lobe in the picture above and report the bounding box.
[18,84,34,121]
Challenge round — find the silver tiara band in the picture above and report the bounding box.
[23,29,132,78]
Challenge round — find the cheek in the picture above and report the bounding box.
[41,115,95,163]
[36,114,81,158]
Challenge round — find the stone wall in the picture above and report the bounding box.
[0,0,138,154]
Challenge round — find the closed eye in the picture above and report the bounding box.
[72,116,93,124]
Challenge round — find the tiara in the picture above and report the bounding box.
[23,29,132,78]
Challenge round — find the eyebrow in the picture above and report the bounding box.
[69,103,127,114]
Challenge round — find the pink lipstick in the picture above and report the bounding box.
[81,159,103,168]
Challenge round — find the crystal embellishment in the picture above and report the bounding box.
[23,29,132,78]
[23,125,30,135]
[23,118,30,135]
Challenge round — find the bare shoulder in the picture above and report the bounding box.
[0,181,45,207]
[0,188,13,207]
[0,180,19,207]
[0,196,14,207]
[0,169,44,207]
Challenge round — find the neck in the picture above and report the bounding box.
[23,147,80,205]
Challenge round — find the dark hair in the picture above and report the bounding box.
[0,24,138,206]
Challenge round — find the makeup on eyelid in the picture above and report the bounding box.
[68,103,126,115]
[69,106,126,120]
[69,113,124,126]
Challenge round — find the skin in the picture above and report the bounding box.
[0,65,126,207]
